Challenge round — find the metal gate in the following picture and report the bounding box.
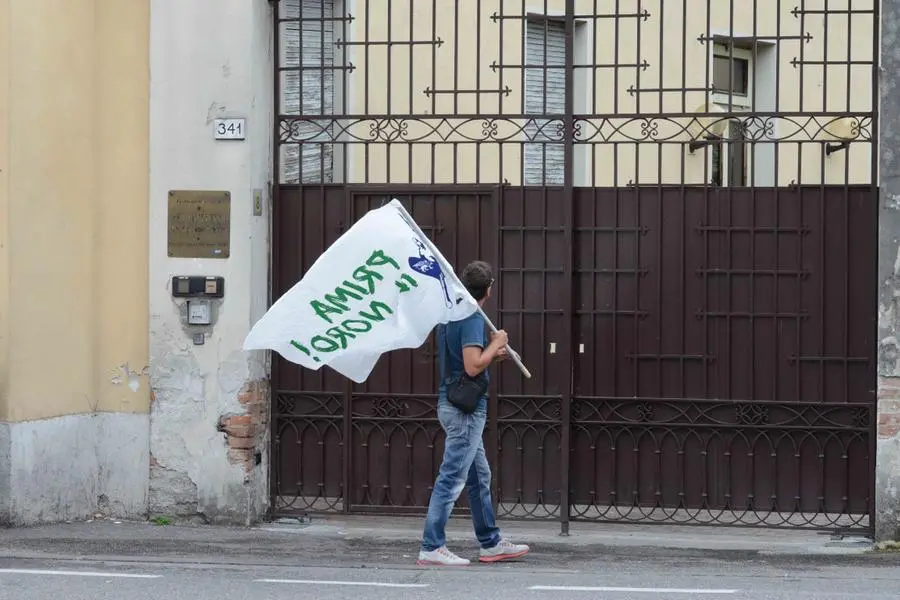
[270,0,879,531]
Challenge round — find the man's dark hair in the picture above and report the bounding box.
[460,261,493,301]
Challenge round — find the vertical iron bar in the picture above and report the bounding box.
[588,0,598,435]
[725,0,733,396]
[679,0,688,399]
[386,0,392,182]
[586,0,597,464]
[610,1,622,517]
[520,0,526,188]
[559,0,575,536]
[497,0,505,186]
[518,0,526,453]
[841,0,853,520]
[612,0,620,399]
[298,0,305,185]
[631,0,642,420]
[820,0,829,411]
[701,0,712,509]
[342,191,353,513]
[771,0,784,513]
[613,0,621,115]
[270,2,281,517]
[452,0,460,182]
[407,0,413,184]
[363,0,370,183]
[655,0,664,402]
[773,0,782,404]
[749,0,759,511]
[725,0,735,513]
[842,0,852,412]
[542,4,549,184]
[795,0,807,411]
[430,0,437,184]
[342,0,350,183]
[540,2,551,523]
[475,0,482,184]
[679,0,689,506]
[491,185,502,513]
[319,1,327,184]
[750,0,758,404]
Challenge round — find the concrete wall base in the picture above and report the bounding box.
[876,438,900,541]
[0,413,149,526]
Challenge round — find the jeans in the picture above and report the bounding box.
[421,401,501,551]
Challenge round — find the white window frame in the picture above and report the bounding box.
[711,43,754,110]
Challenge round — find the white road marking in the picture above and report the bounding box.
[529,585,738,594]
[256,578,429,588]
[0,568,161,579]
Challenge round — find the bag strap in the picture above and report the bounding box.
[437,324,448,384]
[438,320,490,385]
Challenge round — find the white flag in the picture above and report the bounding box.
[243,199,478,382]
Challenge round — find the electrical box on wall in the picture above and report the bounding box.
[187,300,212,325]
[172,276,225,345]
[172,276,225,298]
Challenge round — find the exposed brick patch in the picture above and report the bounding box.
[220,379,269,472]
[227,435,256,450]
[879,414,900,439]
[879,377,900,438]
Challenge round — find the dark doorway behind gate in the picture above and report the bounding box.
[270,0,879,532]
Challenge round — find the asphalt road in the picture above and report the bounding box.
[2,520,899,599]
[2,551,899,599]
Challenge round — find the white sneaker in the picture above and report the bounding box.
[416,545,471,566]
[479,539,530,563]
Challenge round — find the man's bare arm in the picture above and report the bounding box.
[462,330,508,377]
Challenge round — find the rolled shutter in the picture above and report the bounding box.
[525,21,566,185]
[280,0,334,183]
[524,19,566,186]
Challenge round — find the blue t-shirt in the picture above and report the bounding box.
[437,312,489,406]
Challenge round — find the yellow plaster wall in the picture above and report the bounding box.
[0,0,9,420]
[2,0,149,421]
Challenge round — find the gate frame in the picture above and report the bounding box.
[267,0,881,536]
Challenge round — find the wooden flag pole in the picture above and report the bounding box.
[393,200,533,379]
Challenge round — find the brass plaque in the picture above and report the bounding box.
[168,190,231,259]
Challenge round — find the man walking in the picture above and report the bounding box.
[417,260,530,566]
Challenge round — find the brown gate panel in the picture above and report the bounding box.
[272,185,346,512]
[569,185,875,527]
[494,187,569,519]
[272,183,876,528]
[273,188,503,514]
[345,190,495,512]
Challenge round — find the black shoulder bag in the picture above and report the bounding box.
[439,324,489,414]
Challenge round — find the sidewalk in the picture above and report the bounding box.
[0,514,878,567]
[259,514,877,557]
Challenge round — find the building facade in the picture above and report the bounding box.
[3,0,900,540]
